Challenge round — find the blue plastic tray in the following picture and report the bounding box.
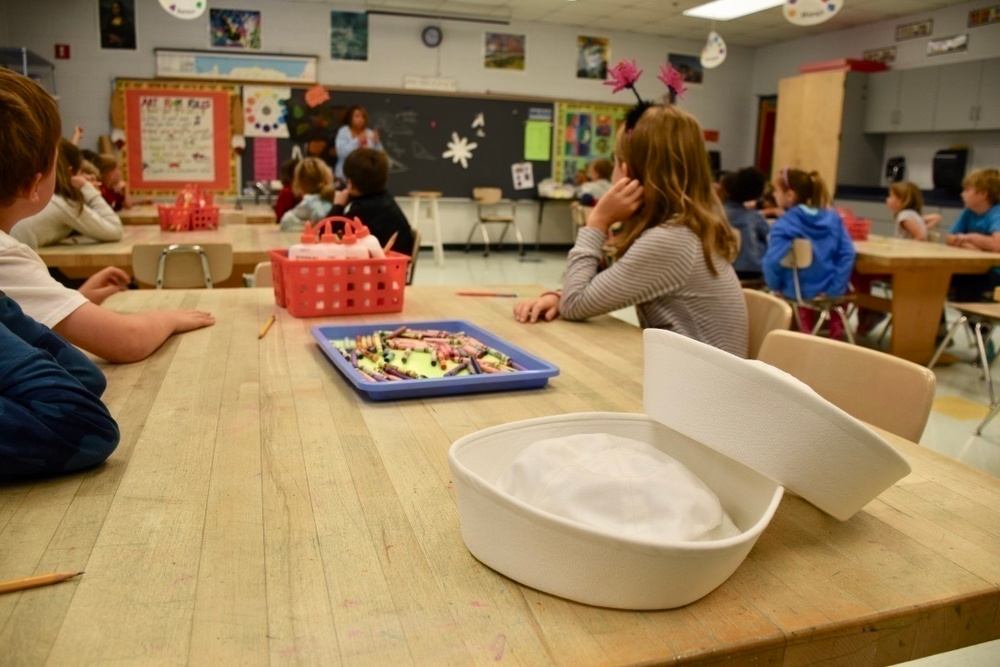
[311,319,559,401]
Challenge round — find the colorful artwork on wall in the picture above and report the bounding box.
[155,49,318,84]
[209,9,262,50]
[99,0,137,50]
[485,32,526,71]
[330,11,369,61]
[553,102,628,183]
[576,36,609,80]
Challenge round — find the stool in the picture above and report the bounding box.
[408,191,444,267]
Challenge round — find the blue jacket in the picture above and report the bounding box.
[949,203,1000,236]
[724,201,770,274]
[0,294,119,479]
[762,205,856,299]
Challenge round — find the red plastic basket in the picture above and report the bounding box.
[269,217,410,317]
[838,207,871,241]
[157,186,219,231]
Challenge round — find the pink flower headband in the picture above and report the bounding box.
[604,59,687,130]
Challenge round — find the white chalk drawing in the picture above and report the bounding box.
[442,133,477,169]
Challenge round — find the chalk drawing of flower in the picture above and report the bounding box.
[442,132,478,169]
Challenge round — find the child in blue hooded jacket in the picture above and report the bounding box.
[762,168,856,339]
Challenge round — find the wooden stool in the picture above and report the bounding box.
[408,191,444,267]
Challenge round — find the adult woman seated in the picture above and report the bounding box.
[334,105,383,183]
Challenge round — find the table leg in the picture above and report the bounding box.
[888,268,951,364]
[430,198,444,267]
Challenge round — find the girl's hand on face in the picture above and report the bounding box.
[513,293,560,323]
[71,174,89,190]
[587,169,643,233]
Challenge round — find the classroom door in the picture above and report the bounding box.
[755,96,777,176]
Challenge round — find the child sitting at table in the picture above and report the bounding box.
[273,157,300,223]
[331,148,414,253]
[10,139,123,248]
[945,167,1000,302]
[762,168,855,340]
[92,153,136,211]
[0,68,215,364]
[719,167,769,282]
[280,157,335,231]
[578,158,613,206]
[0,70,120,478]
[513,97,747,357]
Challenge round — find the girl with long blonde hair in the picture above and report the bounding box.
[514,104,748,357]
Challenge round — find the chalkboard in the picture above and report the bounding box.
[240,88,554,199]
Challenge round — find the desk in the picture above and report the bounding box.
[854,236,1000,363]
[1,286,997,665]
[119,204,277,226]
[36,225,300,287]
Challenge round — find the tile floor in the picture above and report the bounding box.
[414,247,1000,479]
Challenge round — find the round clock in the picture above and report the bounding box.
[421,25,443,48]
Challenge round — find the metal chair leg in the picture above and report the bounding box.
[464,224,477,253]
[928,315,968,369]
[811,309,829,336]
[512,222,525,256]
[973,322,996,406]
[835,306,856,344]
[975,401,1000,435]
[480,223,491,257]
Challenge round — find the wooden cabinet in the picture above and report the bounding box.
[863,68,938,133]
[774,70,885,190]
[933,58,1000,131]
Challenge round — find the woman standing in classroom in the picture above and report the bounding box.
[334,105,384,183]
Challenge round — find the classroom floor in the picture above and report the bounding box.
[413,247,1000,480]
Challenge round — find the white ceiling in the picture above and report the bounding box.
[301,0,973,47]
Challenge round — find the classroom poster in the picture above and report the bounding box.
[243,85,291,137]
[209,9,262,49]
[123,88,232,192]
[553,102,628,183]
[99,0,137,50]
[330,11,369,61]
[576,36,609,79]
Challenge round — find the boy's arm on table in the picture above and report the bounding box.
[53,301,214,364]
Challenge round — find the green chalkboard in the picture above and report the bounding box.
[242,87,554,199]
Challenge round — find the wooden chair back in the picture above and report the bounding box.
[758,330,936,441]
[252,261,273,288]
[473,187,503,205]
[132,243,234,289]
[744,288,793,359]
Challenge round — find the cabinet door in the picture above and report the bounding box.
[896,67,939,132]
[933,61,981,131]
[864,70,901,133]
[975,57,1000,129]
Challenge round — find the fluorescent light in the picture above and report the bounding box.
[683,0,783,21]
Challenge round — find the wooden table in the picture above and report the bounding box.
[854,235,1000,363]
[2,286,997,665]
[119,203,277,226]
[36,225,300,287]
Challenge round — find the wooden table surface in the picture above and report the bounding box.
[119,203,277,225]
[854,235,1000,363]
[36,225,300,286]
[1,286,997,665]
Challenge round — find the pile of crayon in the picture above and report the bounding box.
[332,326,527,383]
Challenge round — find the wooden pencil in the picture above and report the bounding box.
[258,314,276,339]
[0,571,83,595]
[383,231,399,254]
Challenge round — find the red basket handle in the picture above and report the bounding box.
[313,215,366,238]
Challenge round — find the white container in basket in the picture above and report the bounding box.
[448,328,911,610]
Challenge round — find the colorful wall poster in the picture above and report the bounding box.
[576,36,609,79]
[668,53,703,85]
[243,85,291,138]
[485,32,526,70]
[553,102,628,183]
[99,0,137,50]
[155,50,318,84]
[330,11,369,61]
[209,9,262,49]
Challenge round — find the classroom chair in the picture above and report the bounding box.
[252,261,273,288]
[928,301,1000,435]
[779,238,856,344]
[571,203,593,241]
[758,329,936,442]
[467,187,524,257]
[743,288,793,359]
[132,243,233,289]
[406,226,420,285]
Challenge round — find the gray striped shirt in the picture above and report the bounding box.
[561,225,749,357]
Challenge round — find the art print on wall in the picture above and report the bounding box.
[209,9,262,49]
[576,36,609,80]
[896,19,933,41]
[927,33,969,56]
[863,46,896,64]
[99,0,137,50]
[330,11,369,61]
[968,5,1000,27]
[668,53,703,85]
[485,32,526,71]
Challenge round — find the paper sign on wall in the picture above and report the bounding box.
[700,31,727,69]
[254,137,278,182]
[524,121,551,161]
[512,162,535,190]
[243,85,291,138]
[784,0,842,26]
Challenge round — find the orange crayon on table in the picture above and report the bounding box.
[455,291,519,298]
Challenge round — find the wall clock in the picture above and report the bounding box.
[422,25,443,48]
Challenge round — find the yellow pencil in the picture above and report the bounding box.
[0,571,83,595]
[383,231,399,254]
[258,314,276,339]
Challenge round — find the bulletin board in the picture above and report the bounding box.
[239,86,555,199]
[116,80,239,195]
[553,101,629,184]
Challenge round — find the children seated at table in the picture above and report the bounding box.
[719,167,769,282]
[280,157,335,231]
[331,148,414,253]
[946,168,1000,302]
[92,153,133,211]
[10,139,123,248]
[578,158,613,206]
[273,157,300,223]
[0,69,119,478]
[513,105,748,358]
[762,168,855,340]
[0,68,215,364]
